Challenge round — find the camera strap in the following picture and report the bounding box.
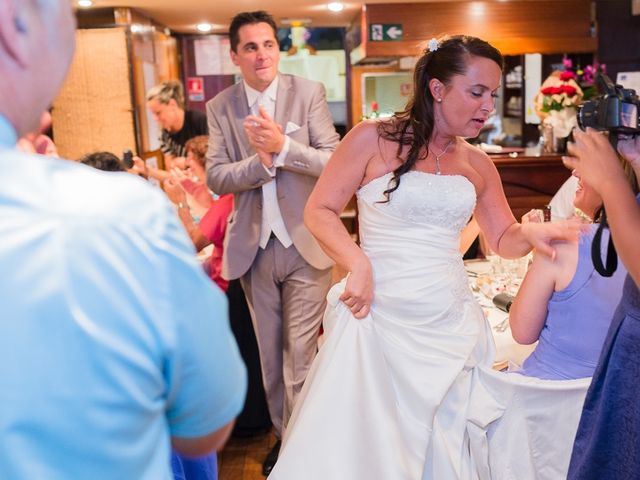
[591,208,618,277]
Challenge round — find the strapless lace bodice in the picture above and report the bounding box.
[357,171,476,233]
[351,169,479,327]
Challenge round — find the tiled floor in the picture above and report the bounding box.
[218,432,277,480]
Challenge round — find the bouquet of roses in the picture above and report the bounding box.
[535,70,584,138]
[536,71,583,116]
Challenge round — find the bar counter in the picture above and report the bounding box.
[489,147,571,220]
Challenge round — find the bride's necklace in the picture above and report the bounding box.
[431,138,455,175]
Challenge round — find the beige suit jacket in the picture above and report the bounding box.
[205,74,340,280]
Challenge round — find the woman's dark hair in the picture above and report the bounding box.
[377,35,503,201]
[80,151,125,172]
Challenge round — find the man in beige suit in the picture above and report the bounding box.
[205,10,339,475]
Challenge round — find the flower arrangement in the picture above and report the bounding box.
[532,56,607,152]
[539,82,581,112]
[534,70,583,142]
[561,56,606,100]
[535,71,583,119]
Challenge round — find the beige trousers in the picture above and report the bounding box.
[240,236,332,437]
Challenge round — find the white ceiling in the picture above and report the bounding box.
[74,0,469,33]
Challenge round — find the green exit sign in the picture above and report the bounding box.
[369,24,403,41]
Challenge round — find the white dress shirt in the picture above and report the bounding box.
[244,78,293,249]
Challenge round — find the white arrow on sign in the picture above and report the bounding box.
[386,26,402,39]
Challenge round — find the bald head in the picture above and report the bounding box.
[0,0,76,136]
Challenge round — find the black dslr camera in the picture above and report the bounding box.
[577,73,640,135]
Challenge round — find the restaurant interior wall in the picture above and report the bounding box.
[53,27,136,160]
[596,0,640,80]
[178,27,349,136]
[348,0,596,64]
[346,0,596,130]
[53,8,179,160]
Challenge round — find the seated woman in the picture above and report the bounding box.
[171,135,216,219]
[163,175,232,291]
[509,166,636,380]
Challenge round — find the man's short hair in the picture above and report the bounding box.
[80,151,125,172]
[146,80,185,110]
[229,11,278,53]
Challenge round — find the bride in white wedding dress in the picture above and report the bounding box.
[269,35,582,480]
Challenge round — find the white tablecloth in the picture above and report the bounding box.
[465,260,536,369]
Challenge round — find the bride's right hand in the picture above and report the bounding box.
[340,261,374,319]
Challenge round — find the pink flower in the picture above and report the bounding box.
[562,56,573,70]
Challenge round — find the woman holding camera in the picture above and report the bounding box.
[563,129,640,479]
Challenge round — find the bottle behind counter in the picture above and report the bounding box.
[370,101,379,119]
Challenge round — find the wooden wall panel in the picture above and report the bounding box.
[53,28,136,160]
[493,154,571,219]
[358,0,596,59]
[596,0,640,80]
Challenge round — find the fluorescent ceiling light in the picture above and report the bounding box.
[77,0,93,7]
[196,23,213,33]
[327,2,344,12]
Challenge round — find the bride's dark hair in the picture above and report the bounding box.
[378,35,504,201]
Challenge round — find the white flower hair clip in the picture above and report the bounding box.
[427,38,439,52]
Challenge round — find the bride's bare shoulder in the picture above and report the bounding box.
[338,120,401,181]
[363,120,405,181]
[463,142,494,168]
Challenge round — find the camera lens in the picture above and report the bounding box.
[577,100,599,131]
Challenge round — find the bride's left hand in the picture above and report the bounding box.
[340,261,374,319]
[521,218,585,259]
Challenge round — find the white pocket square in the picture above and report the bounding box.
[285,121,301,135]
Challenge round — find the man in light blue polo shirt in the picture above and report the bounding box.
[0,2,246,479]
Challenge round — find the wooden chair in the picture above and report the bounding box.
[140,148,165,171]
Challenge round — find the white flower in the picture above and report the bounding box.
[544,108,578,138]
[428,38,439,52]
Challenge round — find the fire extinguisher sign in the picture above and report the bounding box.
[187,77,205,102]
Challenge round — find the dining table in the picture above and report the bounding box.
[464,258,536,371]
